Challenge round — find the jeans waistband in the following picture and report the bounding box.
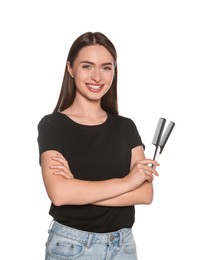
[49,220,132,248]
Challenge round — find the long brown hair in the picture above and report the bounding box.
[53,32,118,114]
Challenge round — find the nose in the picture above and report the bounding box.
[91,68,102,82]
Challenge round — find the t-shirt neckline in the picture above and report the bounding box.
[56,112,110,127]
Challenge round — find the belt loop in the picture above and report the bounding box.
[119,229,127,247]
[119,230,123,247]
[86,233,93,248]
[48,219,55,233]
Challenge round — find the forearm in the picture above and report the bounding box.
[41,151,136,206]
[48,176,133,206]
[93,181,154,207]
[41,149,157,207]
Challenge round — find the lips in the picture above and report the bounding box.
[86,84,103,92]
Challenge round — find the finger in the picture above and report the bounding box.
[57,153,69,164]
[52,156,69,169]
[50,164,67,169]
[53,171,74,179]
[52,153,68,163]
[139,159,159,165]
[151,168,159,176]
[144,172,154,182]
[49,165,71,175]
[152,164,157,170]
[51,156,69,167]
[147,159,160,166]
[140,164,159,176]
[57,152,66,159]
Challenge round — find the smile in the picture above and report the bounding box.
[86,84,103,92]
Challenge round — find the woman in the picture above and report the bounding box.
[37,32,159,260]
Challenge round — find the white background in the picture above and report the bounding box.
[0,0,222,259]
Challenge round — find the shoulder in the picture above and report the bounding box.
[37,112,63,129]
[109,114,136,128]
[107,114,139,134]
[109,113,134,124]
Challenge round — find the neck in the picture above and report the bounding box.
[74,100,104,116]
[63,95,106,119]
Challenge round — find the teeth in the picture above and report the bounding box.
[87,84,102,90]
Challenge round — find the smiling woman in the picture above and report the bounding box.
[76,59,115,93]
[54,32,118,115]
[37,32,159,259]
[66,45,115,103]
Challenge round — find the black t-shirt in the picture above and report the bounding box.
[37,112,144,233]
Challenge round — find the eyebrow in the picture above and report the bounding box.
[79,61,114,66]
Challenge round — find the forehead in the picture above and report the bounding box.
[75,45,114,63]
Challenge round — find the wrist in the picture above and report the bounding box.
[122,175,135,192]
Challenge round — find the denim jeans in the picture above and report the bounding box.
[45,220,138,260]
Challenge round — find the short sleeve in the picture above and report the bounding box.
[37,115,63,164]
[126,119,145,150]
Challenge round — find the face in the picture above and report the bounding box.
[68,45,115,102]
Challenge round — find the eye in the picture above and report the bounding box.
[103,65,112,71]
[82,64,92,70]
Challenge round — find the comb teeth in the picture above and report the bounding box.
[152,118,166,161]
[159,121,175,154]
[152,118,166,146]
[152,118,175,161]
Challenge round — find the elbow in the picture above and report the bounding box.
[48,187,68,206]
[133,182,154,205]
[51,197,64,207]
[136,192,153,205]
[142,183,154,205]
[52,197,85,207]
[144,196,153,205]
[50,193,65,207]
[46,180,74,206]
[143,189,154,205]
[49,188,84,206]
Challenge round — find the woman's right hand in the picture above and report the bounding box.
[125,159,159,190]
[49,153,74,179]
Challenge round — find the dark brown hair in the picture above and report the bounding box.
[53,32,118,114]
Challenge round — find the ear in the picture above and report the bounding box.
[67,61,74,78]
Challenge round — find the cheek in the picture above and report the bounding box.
[106,71,115,84]
[73,72,84,88]
[73,67,81,78]
[109,74,115,86]
[74,69,89,83]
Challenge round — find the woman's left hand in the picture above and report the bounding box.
[49,153,74,179]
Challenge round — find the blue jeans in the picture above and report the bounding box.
[45,220,138,259]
